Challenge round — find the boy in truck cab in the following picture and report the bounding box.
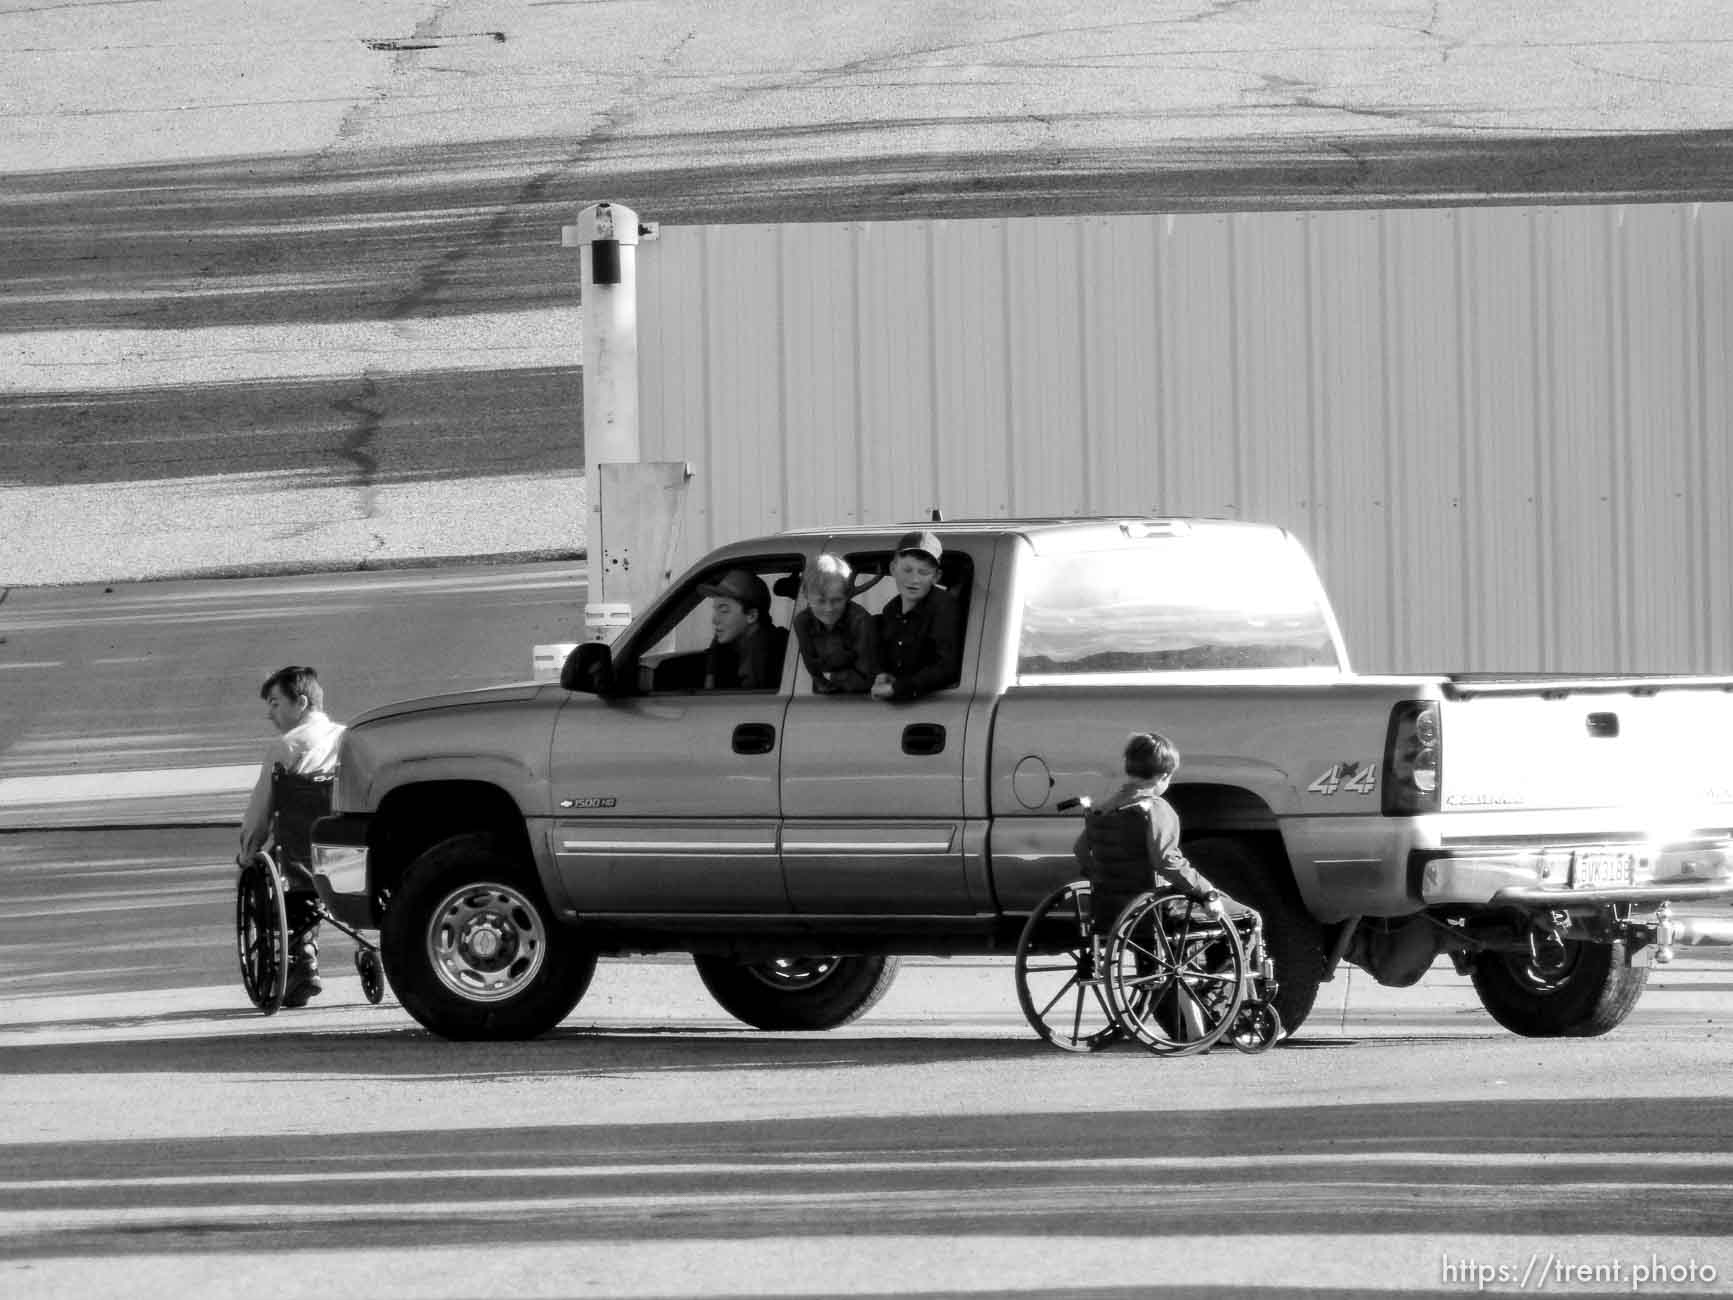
[871,530,963,701]
[699,568,783,690]
[1077,732,1258,934]
[793,552,877,693]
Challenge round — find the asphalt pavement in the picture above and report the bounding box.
[0,559,585,828]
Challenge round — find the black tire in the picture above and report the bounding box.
[1470,939,1648,1038]
[1014,881,1122,1052]
[356,948,386,1005]
[693,953,900,1030]
[236,855,289,1015]
[380,834,597,1041]
[1185,836,1327,1038]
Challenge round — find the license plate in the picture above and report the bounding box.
[1572,851,1636,888]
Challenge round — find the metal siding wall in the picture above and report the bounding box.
[932,220,1014,518]
[1705,206,1733,673]
[1543,208,1622,673]
[1311,212,1397,673]
[780,223,860,529]
[1463,207,1546,670]
[1619,205,1696,672]
[637,204,1732,675]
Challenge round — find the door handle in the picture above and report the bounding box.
[902,723,946,756]
[732,722,776,755]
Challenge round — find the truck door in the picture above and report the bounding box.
[779,540,989,916]
[548,558,800,916]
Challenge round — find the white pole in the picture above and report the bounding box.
[562,201,643,641]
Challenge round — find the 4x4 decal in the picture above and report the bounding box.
[1307,761,1377,796]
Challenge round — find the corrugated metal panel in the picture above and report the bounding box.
[638,204,1733,675]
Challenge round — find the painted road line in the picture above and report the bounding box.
[0,765,257,807]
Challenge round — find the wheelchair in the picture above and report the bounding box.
[235,767,385,1015]
[1012,798,1284,1056]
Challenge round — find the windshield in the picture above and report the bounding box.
[1016,532,1342,677]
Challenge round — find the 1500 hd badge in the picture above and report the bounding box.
[559,796,618,810]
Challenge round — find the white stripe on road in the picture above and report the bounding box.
[0,765,256,807]
[0,1234,1718,1299]
[6,1149,1733,1195]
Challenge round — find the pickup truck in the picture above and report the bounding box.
[310,517,1733,1042]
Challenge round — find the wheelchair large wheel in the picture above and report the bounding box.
[1013,881,1121,1052]
[235,855,290,1015]
[1105,892,1247,1056]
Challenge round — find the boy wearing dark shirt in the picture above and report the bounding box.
[872,530,962,701]
[698,568,780,689]
[793,553,877,693]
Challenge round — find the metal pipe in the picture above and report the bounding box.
[1665,915,1733,947]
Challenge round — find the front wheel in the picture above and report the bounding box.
[693,953,899,1030]
[381,835,597,1040]
[1470,938,1648,1037]
[1185,836,1326,1038]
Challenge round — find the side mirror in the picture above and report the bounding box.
[560,641,616,695]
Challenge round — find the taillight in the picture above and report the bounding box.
[1382,700,1441,815]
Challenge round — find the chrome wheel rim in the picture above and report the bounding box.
[426,882,547,1003]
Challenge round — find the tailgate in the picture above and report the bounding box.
[1440,677,1733,820]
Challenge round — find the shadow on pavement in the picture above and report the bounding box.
[1,1097,1728,1259]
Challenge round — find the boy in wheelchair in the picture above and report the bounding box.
[238,666,344,1007]
[1073,732,1255,929]
[1060,734,1282,1046]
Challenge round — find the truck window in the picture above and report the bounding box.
[1016,534,1341,677]
[629,560,801,693]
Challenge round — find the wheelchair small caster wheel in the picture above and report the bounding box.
[1228,1002,1282,1054]
[356,949,386,1005]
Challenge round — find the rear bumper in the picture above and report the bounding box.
[310,813,374,930]
[1416,839,1733,908]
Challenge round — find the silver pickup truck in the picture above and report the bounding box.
[311,517,1733,1041]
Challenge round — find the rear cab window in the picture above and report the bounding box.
[1015,524,1344,680]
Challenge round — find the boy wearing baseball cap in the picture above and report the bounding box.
[698,568,780,689]
[872,530,963,701]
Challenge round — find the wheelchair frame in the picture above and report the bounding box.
[1014,880,1283,1055]
[1013,796,1284,1056]
[234,768,386,1015]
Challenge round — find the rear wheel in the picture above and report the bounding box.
[1470,938,1648,1037]
[1013,881,1121,1052]
[236,855,289,1015]
[693,953,899,1030]
[381,835,597,1040]
[1105,891,1246,1056]
[1186,836,1326,1037]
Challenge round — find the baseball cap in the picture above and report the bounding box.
[895,530,943,564]
[698,568,771,614]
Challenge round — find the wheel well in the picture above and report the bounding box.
[1169,783,1302,905]
[366,781,532,916]
[1169,782,1278,836]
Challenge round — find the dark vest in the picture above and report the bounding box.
[1083,803,1154,930]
